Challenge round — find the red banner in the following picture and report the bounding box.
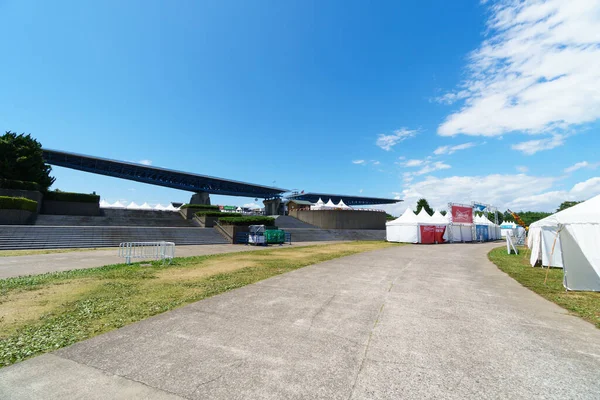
[451,205,473,224]
[434,225,446,243]
[420,225,436,244]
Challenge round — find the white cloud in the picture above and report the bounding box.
[376,128,418,151]
[359,189,363,193]
[516,166,529,173]
[138,159,153,166]
[352,160,366,165]
[371,160,381,165]
[564,161,590,173]
[243,202,261,209]
[403,159,426,167]
[437,0,600,140]
[415,161,451,176]
[511,134,565,155]
[433,142,476,155]
[509,177,600,211]
[379,173,600,215]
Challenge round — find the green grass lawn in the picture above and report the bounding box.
[488,246,600,329]
[0,241,398,367]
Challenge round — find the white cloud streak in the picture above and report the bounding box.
[433,142,476,155]
[511,134,565,155]
[376,128,418,151]
[352,160,366,165]
[437,0,600,143]
[138,159,153,166]
[564,161,590,173]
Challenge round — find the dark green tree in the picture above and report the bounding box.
[0,131,54,190]
[440,210,447,216]
[556,201,582,212]
[415,198,433,216]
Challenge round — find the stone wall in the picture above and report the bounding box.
[41,200,100,216]
[0,209,35,225]
[290,209,386,230]
[0,189,43,213]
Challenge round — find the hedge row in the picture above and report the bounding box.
[0,178,41,192]
[44,191,100,203]
[0,196,38,212]
[218,216,276,226]
[180,204,220,210]
[195,211,240,218]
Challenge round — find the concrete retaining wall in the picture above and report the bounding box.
[213,224,249,244]
[290,210,386,230]
[194,215,221,228]
[41,200,100,216]
[179,208,209,219]
[0,189,43,213]
[0,209,35,225]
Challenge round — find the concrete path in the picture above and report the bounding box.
[0,242,343,279]
[2,244,600,399]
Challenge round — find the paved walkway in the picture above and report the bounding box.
[0,242,343,279]
[2,244,600,399]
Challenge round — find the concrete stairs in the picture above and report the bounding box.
[0,226,228,250]
[284,228,385,242]
[34,209,197,227]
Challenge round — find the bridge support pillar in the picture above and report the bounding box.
[263,198,283,215]
[190,192,211,205]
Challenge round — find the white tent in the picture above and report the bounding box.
[311,198,325,210]
[138,202,152,210]
[165,203,178,212]
[337,199,351,209]
[430,210,449,225]
[416,209,432,222]
[154,203,166,211]
[325,199,336,208]
[126,201,141,210]
[529,195,600,291]
[500,221,517,238]
[99,199,111,208]
[111,201,126,209]
[386,208,448,244]
[386,208,420,243]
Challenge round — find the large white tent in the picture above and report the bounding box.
[324,199,336,208]
[386,208,420,243]
[528,195,600,291]
[386,209,448,244]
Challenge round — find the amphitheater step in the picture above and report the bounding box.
[34,209,196,227]
[0,226,228,250]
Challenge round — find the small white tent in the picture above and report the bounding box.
[139,202,152,210]
[154,203,166,211]
[126,201,141,210]
[500,221,517,238]
[416,209,432,223]
[111,201,126,209]
[337,199,351,209]
[324,199,336,208]
[529,195,600,291]
[99,199,111,208]
[311,198,325,210]
[165,203,178,212]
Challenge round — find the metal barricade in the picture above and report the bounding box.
[118,241,175,265]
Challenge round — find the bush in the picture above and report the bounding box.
[218,216,276,226]
[0,196,38,212]
[180,204,220,210]
[195,211,240,217]
[0,178,41,191]
[44,191,100,203]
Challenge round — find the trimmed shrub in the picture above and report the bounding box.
[195,211,240,218]
[0,196,38,212]
[0,178,41,191]
[180,204,220,210]
[218,216,276,226]
[44,191,100,203]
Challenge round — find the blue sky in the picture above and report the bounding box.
[1,0,599,214]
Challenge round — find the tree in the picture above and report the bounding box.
[556,201,582,212]
[440,210,447,216]
[415,198,433,216]
[0,131,54,190]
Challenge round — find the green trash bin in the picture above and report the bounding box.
[264,229,285,244]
